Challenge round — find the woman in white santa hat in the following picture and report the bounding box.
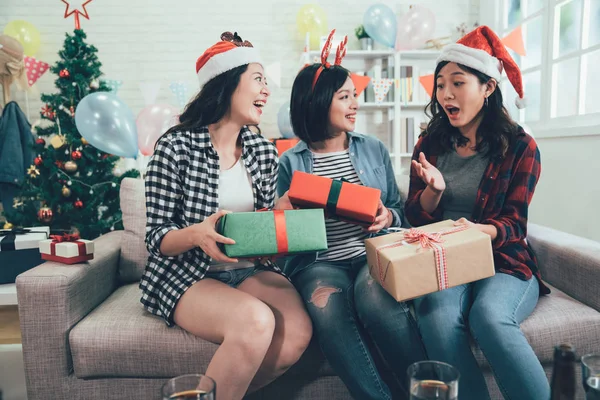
[360,25,550,399]
[140,32,312,399]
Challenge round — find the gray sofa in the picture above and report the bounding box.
[16,177,600,399]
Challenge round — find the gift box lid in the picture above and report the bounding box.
[0,226,50,252]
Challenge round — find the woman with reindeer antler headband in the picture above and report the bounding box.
[276,30,427,399]
[140,31,312,400]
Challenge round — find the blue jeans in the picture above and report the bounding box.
[413,273,550,400]
[292,256,425,400]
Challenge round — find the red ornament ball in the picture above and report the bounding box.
[59,69,70,78]
[71,150,82,160]
[34,156,43,166]
[37,206,53,223]
[74,199,84,209]
[35,138,46,146]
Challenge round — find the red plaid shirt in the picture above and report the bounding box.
[405,128,550,295]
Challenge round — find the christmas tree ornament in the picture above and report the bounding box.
[89,189,94,195]
[64,161,78,172]
[62,0,93,29]
[27,165,40,178]
[34,156,43,166]
[3,222,14,229]
[59,105,65,110]
[55,161,65,169]
[13,199,24,209]
[70,105,75,117]
[42,104,56,120]
[65,149,70,155]
[62,186,71,197]
[67,180,72,186]
[111,182,117,187]
[72,82,77,87]
[59,69,70,78]
[50,134,66,149]
[35,138,46,146]
[90,79,99,89]
[71,150,82,160]
[74,199,84,209]
[37,206,54,223]
[81,137,88,145]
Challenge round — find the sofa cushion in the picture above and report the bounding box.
[118,177,149,283]
[69,284,334,379]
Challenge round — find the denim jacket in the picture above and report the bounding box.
[277,131,405,275]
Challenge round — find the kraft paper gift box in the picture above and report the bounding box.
[217,209,328,258]
[288,171,381,225]
[0,226,49,284]
[365,220,495,302]
[39,234,94,265]
[270,138,300,155]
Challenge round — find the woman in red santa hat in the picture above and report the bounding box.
[404,26,549,399]
[140,32,312,399]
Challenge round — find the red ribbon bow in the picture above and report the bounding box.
[50,233,81,243]
[374,225,469,292]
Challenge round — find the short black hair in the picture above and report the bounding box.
[290,64,351,143]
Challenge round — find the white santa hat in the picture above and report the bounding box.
[437,25,526,109]
[196,32,262,90]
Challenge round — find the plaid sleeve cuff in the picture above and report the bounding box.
[146,223,181,258]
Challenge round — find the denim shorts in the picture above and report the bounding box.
[204,264,271,288]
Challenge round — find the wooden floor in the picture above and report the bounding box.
[0,306,21,345]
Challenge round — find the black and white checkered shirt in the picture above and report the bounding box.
[139,126,280,326]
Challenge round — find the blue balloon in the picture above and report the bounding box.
[363,4,397,48]
[277,102,295,139]
[75,92,139,159]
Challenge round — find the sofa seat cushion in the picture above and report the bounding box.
[69,283,335,379]
[473,283,600,368]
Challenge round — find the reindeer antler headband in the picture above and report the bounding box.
[311,29,348,91]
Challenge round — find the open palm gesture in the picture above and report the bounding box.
[412,152,446,193]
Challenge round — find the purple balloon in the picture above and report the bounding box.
[395,5,436,51]
[136,104,180,156]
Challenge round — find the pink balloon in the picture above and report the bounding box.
[395,5,436,51]
[136,104,180,156]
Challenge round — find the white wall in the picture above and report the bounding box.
[1,0,478,138]
[530,134,600,242]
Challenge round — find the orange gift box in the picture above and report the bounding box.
[270,138,299,155]
[288,171,381,224]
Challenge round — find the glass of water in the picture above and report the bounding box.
[407,361,459,400]
[582,354,600,400]
[161,374,216,400]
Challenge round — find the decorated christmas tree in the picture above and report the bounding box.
[3,29,139,239]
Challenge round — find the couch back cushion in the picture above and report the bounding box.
[118,177,149,283]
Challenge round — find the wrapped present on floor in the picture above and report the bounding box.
[39,233,94,265]
[0,226,49,284]
[217,209,327,258]
[270,138,300,155]
[365,220,495,302]
[288,171,381,225]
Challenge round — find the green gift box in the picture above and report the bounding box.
[217,209,328,257]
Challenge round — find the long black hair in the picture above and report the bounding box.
[290,64,351,143]
[424,61,519,158]
[163,64,249,136]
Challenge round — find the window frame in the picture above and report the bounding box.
[481,0,600,138]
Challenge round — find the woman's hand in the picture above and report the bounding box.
[454,217,498,240]
[412,152,446,193]
[189,209,238,263]
[365,199,393,233]
[274,191,294,210]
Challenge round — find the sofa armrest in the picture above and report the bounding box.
[16,230,123,399]
[527,223,600,312]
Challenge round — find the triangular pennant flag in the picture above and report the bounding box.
[371,78,394,103]
[101,79,123,94]
[419,74,435,99]
[264,62,282,87]
[23,56,50,87]
[502,26,526,56]
[169,81,189,109]
[351,74,371,97]
[138,81,162,105]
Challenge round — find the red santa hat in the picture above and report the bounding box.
[196,32,262,89]
[437,25,526,109]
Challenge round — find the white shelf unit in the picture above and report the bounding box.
[0,283,17,306]
[308,49,440,174]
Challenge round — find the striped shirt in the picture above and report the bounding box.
[312,150,368,261]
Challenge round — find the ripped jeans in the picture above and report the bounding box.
[292,256,426,400]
